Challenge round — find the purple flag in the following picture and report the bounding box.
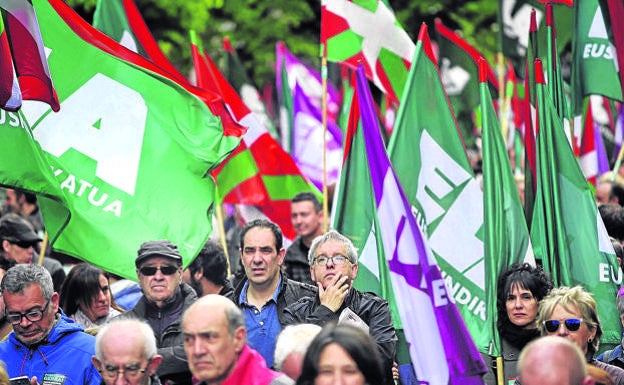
[276,41,340,119]
[292,83,343,190]
[355,65,486,385]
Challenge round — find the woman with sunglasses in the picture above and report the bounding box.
[59,263,124,329]
[537,285,624,384]
[483,263,553,385]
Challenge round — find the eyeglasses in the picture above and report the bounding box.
[5,299,51,325]
[313,255,350,266]
[100,359,151,381]
[139,265,178,276]
[543,318,583,333]
[10,241,35,249]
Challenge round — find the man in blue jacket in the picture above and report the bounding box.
[0,264,100,385]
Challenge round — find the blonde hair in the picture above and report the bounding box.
[536,286,601,357]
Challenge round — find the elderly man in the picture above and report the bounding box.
[284,192,324,285]
[93,319,163,385]
[0,264,100,385]
[182,294,293,385]
[233,219,317,368]
[273,324,322,381]
[119,240,197,385]
[518,336,594,385]
[283,229,397,385]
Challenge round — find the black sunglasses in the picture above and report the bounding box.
[139,265,178,276]
[11,240,35,249]
[543,318,583,333]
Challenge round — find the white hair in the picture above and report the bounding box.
[274,324,322,371]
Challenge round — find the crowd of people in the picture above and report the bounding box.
[1,182,624,385]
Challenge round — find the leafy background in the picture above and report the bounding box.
[65,0,499,90]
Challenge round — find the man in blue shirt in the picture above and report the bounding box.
[234,219,316,367]
[0,264,100,385]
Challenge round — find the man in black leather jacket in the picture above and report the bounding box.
[282,230,397,385]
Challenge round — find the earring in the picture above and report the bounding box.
[588,338,593,343]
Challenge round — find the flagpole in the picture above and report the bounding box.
[214,189,232,276]
[37,231,48,266]
[321,43,329,232]
[497,53,509,143]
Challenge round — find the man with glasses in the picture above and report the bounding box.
[0,264,101,385]
[118,240,197,385]
[283,230,397,385]
[0,213,65,292]
[93,319,163,385]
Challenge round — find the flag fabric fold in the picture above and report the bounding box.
[0,0,59,111]
[355,61,486,385]
[530,58,622,349]
[320,0,415,103]
[479,58,534,360]
[388,23,490,354]
[17,0,240,279]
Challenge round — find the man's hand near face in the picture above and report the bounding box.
[318,272,350,312]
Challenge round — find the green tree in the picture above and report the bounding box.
[64,0,500,91]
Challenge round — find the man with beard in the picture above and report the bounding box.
[282,230,397,385]
[0,264,100,385]
[182,240,234,301]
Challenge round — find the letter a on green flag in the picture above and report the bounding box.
[531,59,622,348]
[387,25,492,354]
[15,0,239,278]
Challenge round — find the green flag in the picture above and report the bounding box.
[531,59,622,349]
[0,109,69,238]
[387,26,490,354]
[20,0,239,278]
[570,0,623,116]
[480,59,534,358]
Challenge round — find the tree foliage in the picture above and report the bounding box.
[64,0,501,89]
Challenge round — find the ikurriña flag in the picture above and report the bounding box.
[321,0,415,103]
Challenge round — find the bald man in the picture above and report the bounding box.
[182,295,293,385]
[518,336,594,385]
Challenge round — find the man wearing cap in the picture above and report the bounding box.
[0,213,65,292]
[117,240,197,385]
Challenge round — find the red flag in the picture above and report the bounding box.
[1,0,59,111]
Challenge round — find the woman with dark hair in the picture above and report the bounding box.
[59,263,124,328]
[296,323,384,385]
[483,263,553,385]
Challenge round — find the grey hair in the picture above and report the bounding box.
[1,264,53,299]
[274,324,322,371]
[224,299,245,336]
[183,294,245,337]
[95,319,158,360]
[307,230,358,265]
